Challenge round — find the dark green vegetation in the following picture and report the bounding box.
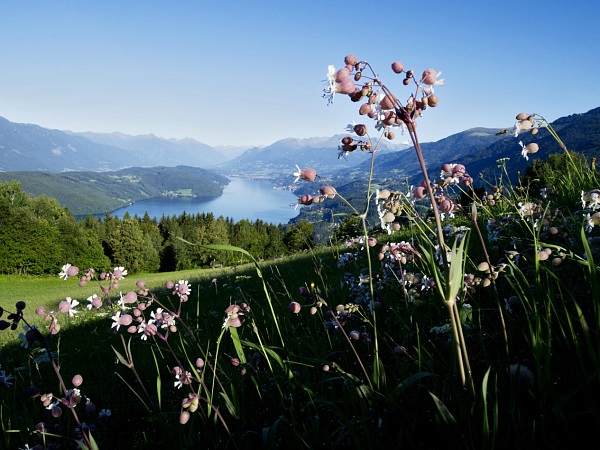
[0,180,315,275]
[0,149,598,449]
[0,166,229,216]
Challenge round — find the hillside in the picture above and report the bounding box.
[216,135,409,181]
[0,166,229,216]
[0,117,226,172]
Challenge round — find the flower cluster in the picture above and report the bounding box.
[323,54,444,139]
[222,303,251,329]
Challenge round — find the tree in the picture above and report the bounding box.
[109,218,146,273]
[284,220,314,252]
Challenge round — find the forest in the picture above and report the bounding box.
[0,180,315,275]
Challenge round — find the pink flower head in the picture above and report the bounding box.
[112,267,128,280]
[320,186,336,198]
[86,294,103,310]
[121,291,138,304]
[175,280,191,297]
[412,186,427,199]
[59,264,79,280]
[421,68,444,86]
[293,165,317,183]
[288,302,301,314]
[298,195,313,206]
[58,297,79,316]
[335,67,351,83]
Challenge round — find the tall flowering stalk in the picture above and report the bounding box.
[322,54,474,393]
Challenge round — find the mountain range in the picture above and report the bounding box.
[1,107,599,217]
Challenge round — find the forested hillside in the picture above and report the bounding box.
[0,181,315,275]
[0,166,229,216]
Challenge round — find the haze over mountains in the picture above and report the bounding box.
[1,106,599,216]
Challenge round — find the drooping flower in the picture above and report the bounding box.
[112,267,128,280]
[586,212,600,232]
[519,141,539,160]
[323,65,356,104]
[582,189,600,210]
[420,69,445,87]
[86,294,102,310]
[293,165,317,182]
[59,264,79,280]
[58,297,79,317]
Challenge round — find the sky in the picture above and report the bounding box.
[1,0,599,148]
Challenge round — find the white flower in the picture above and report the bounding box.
[66,297,79,316]
[175,280,191,296]
[59,264,72,280]
[111,311,122,331]
[322,65,338,104]
[112,267,128,280]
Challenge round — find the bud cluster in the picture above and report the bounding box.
[324,54,444,141]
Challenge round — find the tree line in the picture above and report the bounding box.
[0,181,315,275]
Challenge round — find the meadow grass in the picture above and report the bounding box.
[2,57,600,449]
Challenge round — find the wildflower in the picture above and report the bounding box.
[420,68,445,88]
[293,165,317,182]
[86,294,102,310]
[99,409,111,419]
[112,267,128,280]
[585,212,600,232]
[288,302,301,314]
[111,311,133,331]
[59,264,79,280]
[58,297,79,317]
[518,141,539,160]
[0,370,14,388]
[323,65,356,104]
[514,117,534,136]
[320,186,336,199]
[582,189,600,210]
[175,280,191,297]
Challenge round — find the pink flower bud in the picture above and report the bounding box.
[391,61,404,73]
[122,291,137,304]
[412,186,427,199]
[335,67,351,83]
[71,374,83,387]
[180,411,190,424]
[379,94,397,110]
[320,186,336,198]
[344,54,357,66]
[288,302,301,314]
[421,68,439,85]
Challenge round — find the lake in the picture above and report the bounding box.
[111,177,300,224]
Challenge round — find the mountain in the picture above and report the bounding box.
[352,127,508,186]
[216,135,409,181]
[72,131,228,167]
[0,117,227,172]
[290,107,600,231]
[0,166,229,216]
[464,107,600,183]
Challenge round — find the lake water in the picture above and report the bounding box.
[111,177,300,224]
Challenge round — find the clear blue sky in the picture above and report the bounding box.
[1,0,598,147]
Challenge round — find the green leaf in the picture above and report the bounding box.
[429,391,457,425]
[112,346,129,367]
